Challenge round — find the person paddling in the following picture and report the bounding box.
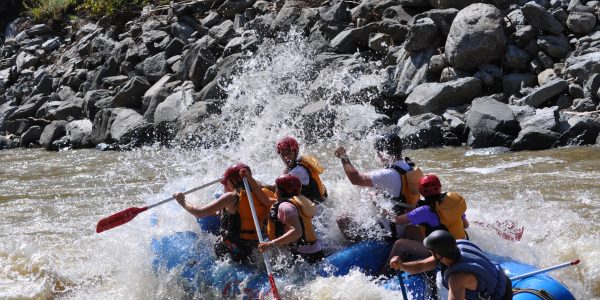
[390,230,513,300]
[174,163,272,263]
[382,174,469,275]
[258,174,325,264]
[272,136,328,204]
[334,132,423,242]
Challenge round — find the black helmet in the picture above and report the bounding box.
[423,230,461,260]
[374,132,403,157]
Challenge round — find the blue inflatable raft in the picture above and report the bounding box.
[151,216,575,299]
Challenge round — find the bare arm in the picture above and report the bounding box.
[389,255,437,274]
[448,272,478,300]
[258,213,303,252]
[240,169,277,208]
[334,146,373,187]
[394,213,411,225]
[175,192,236,218]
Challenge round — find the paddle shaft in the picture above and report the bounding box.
[147,178,222,210]
[510,259,580,281]
[242,177,280,300]
[398,272,408,300]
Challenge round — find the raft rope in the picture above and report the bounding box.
[513,288,554,300]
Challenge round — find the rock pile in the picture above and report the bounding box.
[1,0,599,151]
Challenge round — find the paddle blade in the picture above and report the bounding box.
[96,206,148,233]
[473,220,524,241]
[268,274,281,300]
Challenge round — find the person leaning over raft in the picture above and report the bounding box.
[383,174,470,273]
[270,136,328,204]
[258,174,325,264]
[390,230,512,300]
[334,132,423,242]
[174,163,272,264]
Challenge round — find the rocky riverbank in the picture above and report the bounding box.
[1,0,600,151]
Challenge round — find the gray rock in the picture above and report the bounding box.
[510,127,560,151]
[465,97,520,148]
[25,24,50,36]
[178,38,217,87]
[66,119,94,149]
[439,67,469,82]
[405,77,482,115]
[566,11,597,33]
[368,33,392,53]
[202,11,222,28]
[537,34,572,59]
[217,0,256,18]
[404,18,440,52]
[138,52,168,83]
[521,2,565,34]
[171,21,196,42]
[564,52,600,84]
[553,116,600,146]
[91,108,125,144]
[504,45,530,70]
[584,73,600,100]
[518,78,569,107]
[515,25,538,47]
[15,51,39,72]
[9,94,48,120]
[410,9,459,36]
[20,125,42,147]
[429,0,485,9]
[393,48,435,97]
[83,89,112,119]
[0,136,19,149]
[299,101,336,143]
[165,38,185,58]
[39,120,68,150]
[512,105,560,130]
[571,97,596,111]
[47,97,85,121]
[112,77,151,108]
[536,51,555,70]
[398,113,444,149]
[445,4,506,70]
[209,20,236,45]
[42,37,60,52]
[30,74,54,96]
[538,68,558,86]
[110,109,152,145]
[102,75,129,88]
[569,83,585,98]
[154,90,194,131]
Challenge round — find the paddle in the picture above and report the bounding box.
[472,220,524,241]
[96,178,222,233]
[510,259,580,281]
[242,177,281,300]
[398,272,408,300]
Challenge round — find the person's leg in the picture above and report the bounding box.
[403,224,424,241]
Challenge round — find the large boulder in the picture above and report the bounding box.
[521,2,564,34]
[112,77,151,108]
[510,127,560,151]
[405,77,482,115]
[154,90,195,142]
[39,120,68,150]
[110,109,153,145]
[20,125,43,147]
[517,78,569,107]
[553,116,600,147]
[563,52,600,84]
[511,105,560,131]
[9,94,48,120]
[445,4,505,70]
[393,48,435,98]
[66,119,94,149]
[465,97,520,148]
[398,113,444,149]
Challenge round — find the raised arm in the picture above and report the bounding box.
[334,146,373,187]
[240,168,276,208]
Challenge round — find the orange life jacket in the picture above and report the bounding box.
[236,189,270,240]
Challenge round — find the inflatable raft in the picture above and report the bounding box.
[151,216,575,299]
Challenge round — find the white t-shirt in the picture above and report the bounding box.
[367,160,411,197]
[288,164,310,186]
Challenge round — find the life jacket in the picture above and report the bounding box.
[267,195,318,247]
[419,192,468,240]
[290,155,327,203]
[387,157,423,214]
[442,240,508,300]
[219,189,270,241]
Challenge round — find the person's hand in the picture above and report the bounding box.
[334,147,347,159]
[258,241,274,253]
[390,256,404,270]
[174,192,185,205]
[239,167,250,178]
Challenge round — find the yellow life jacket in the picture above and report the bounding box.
[419,192,467,240]
[297,155,328,202]
[389,158,424,213]
[237,188,270,240]
[267,195,318,245]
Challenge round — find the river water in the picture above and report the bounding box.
[1,32,599,299]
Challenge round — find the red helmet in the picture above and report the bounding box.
[275,174,302,197]
[276,136,299,154]
[419,174,442,197]
[221,163,251,186]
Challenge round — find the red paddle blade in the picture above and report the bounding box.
[268,274,281,300]
[96,206,148,233]
[473,220,524,241]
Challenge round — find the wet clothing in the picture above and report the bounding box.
[267,196,324,263]
[413,192,468,240]
[287,157,327,203]
[216,189,270,262]
[441,240,511,300]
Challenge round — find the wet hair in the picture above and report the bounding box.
[374,132,403,158]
